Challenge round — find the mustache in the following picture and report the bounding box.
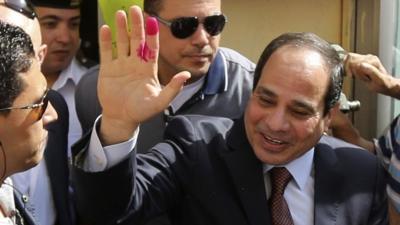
[255,122,289,141]
[182,46,214,56]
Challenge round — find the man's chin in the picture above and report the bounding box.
[24,136,47,170]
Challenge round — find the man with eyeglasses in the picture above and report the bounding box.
[0,21,58,225]
[75,0,255,152]
[0,1,75,225]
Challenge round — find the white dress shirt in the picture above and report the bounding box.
[52,57,89,158]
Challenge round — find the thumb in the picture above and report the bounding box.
[159,71,191,103]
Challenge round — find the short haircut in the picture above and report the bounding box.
[253,32,343,115]
[0,21,35,115]
[144,0,163,15]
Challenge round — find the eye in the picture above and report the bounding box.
[256,94,275,106]
[290,108,314,119]
[69,20,80,30]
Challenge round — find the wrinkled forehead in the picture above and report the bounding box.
[0,4,42,50]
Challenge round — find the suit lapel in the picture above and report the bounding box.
[220,118,271,225]
[313,136,342,225]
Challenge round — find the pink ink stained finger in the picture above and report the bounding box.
[136,42,156,62]
[146,17,159,36]
[144,17,158,61]
[136,17,158,61]
[142,43,156,62]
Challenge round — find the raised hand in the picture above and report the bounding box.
[97,6,191,145]
[344,53,400,99]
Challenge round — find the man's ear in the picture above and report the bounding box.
[37,44,47,65]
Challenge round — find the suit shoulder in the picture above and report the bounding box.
[318,135,378,165]
[320,135,366,150]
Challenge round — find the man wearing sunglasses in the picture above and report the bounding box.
[0,21,58,225]
[0,1,75,225]
[75,0,255,152]
[75,2,253,224]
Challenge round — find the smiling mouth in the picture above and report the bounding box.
[263,134,286,145]
[52,50,69,55]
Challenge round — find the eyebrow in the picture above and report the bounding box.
[255,86,276,98]
[39,15,80,22]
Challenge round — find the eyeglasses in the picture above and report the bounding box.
[154,14,227,39]
[1,0,37,19]
[0,89,49,122]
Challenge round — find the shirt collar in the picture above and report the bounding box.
[263,148,315,191]
[203,49,228,95]
[52,58,88,91]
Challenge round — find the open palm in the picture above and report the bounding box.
[97,6,190,144]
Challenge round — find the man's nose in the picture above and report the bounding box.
[265,108,290,132]
[190,23,210,47]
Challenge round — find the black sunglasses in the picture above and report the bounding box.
[0,89,49,122]
[1,0,37,19]
[154,14,227,39]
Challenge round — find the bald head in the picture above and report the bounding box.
[0,4,43,54]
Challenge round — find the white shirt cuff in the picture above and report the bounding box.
[84,116,138,172]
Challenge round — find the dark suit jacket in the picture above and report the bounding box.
[45,90,75,225]
[72,115,388,225]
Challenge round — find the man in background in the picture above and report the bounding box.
[32,0,92,154]
[331,52,400,224]
[76,0,255,152]
[76,1,254,223]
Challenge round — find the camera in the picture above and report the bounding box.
[331,44,361,113]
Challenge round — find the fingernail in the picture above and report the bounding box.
[146,17,159,36]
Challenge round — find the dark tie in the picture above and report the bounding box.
[269,167,294,225]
